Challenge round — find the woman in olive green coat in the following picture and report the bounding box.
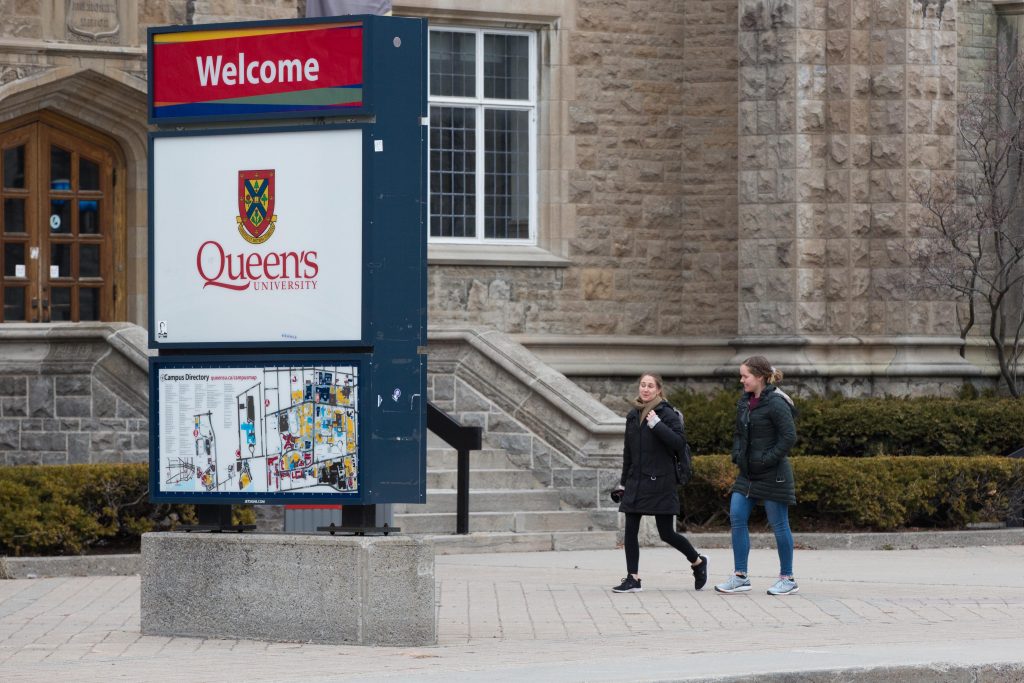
[714,355,799,596]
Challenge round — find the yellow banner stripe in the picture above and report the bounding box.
[153,22,359,44]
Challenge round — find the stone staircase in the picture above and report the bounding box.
[394,435,619,554]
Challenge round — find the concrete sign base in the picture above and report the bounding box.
[140,532,435,646]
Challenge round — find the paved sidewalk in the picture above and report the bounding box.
[2,544,1024,681]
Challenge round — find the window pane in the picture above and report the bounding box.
[430,106,476,238]
[430,31,476,98]
[80,199,100,234]
[4,243,25,277]
[4,198,26,233]
[3,287,25,321]
[51,243,72,278]
[80,244,100,277]
[485,109,530,239]
[484,34,529,100]
[51,147,72,190]
[49,200,71,234]
[3,145,25,188]
[79,287,101,321]
[50,287,71,321]
[80,157,100,191]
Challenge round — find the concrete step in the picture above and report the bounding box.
[426,468,543,490]
[420,530,619,555]
[426,448,513,469]
[392,489,562,514]
[395,509,619,534]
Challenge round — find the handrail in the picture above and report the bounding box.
[427,401,482,534]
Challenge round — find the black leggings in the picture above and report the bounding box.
[624,512,699,574]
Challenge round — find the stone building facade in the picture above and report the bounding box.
[0,0,1016,467]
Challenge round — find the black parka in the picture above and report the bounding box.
[618,401,685,515]
[730,385,797,505]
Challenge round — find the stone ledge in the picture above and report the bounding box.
[5,528,1021,577]
[514,333,995,379]
[428,325,624,466]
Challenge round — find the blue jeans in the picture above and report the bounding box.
[729,491,794,577]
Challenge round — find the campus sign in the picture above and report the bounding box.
[147,15,427,505]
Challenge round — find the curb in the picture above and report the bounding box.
[1,553,140,579]
[698,662,1024,682]
[685,527,1024,551]
[2,528,1022,579]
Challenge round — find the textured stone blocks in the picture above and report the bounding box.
[141,533,436,646]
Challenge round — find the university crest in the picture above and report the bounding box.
[236,169,278,244]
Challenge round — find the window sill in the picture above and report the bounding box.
[428,243,570,267]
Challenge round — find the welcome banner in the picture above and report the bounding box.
[150,21,364,121]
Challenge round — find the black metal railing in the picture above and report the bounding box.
[427,401,483,534]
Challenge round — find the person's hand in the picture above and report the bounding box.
[610,485,625,503]
[646,410,661,428]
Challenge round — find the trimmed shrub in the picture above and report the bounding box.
[681,455,1024,531]
[0,464,254,556]
[669,390,1024,456]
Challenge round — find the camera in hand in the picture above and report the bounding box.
[610,487,624,503]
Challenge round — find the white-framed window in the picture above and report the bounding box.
[428,27,537,244]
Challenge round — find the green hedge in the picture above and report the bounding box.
[681,455,1024,531]
[0,464,254,557]
[669,390,1024,456]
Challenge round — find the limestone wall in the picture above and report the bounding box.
[0,324,150,466]
[420,0,741,338]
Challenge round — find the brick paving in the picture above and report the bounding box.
[1,545,1023,681]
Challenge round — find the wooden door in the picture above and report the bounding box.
[0,113,122,322]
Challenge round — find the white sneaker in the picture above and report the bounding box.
[766,577,799,595]
[714,574,751,593]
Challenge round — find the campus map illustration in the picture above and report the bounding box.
[157,364,358,496]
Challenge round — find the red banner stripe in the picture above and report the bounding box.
[153,25,362,105]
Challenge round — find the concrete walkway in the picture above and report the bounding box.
[2,543,1024,681]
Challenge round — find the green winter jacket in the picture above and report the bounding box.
[730,385,797,505]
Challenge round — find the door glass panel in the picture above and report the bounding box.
[50,287,71,321]
[79,199,100,234]
[51,147,72,190]
[51,243,72,278]
[79,287,100,320]
[80,157,100,191]
[49,199,71,234]
[3,198,25,233]
[80,244,100,277]
[3,287,26,321]
[4,243,25,277]
[3,146,25,188]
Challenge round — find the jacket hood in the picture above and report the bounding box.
[742,385,795,408]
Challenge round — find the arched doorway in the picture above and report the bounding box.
[0,111,125,322]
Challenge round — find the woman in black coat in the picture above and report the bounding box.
[610,373,707,593]
[714,355,799,596]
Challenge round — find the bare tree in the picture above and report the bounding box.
[913,40,1024,397]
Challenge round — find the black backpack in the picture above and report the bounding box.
[671,407,693,486]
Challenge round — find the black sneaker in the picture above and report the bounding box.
[692,555,708,590]
[612,575,642,593]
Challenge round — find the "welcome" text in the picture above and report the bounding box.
[195,53,320,87]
